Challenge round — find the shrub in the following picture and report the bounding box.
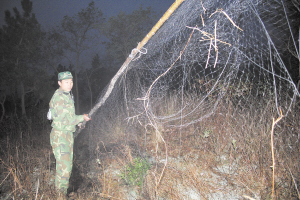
[120,157,151,187]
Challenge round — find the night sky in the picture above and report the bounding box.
[0,0,175,29]
[0,0,176,67]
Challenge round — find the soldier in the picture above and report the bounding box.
[49,71,91,195]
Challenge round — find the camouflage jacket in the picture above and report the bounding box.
[49,88,84,132]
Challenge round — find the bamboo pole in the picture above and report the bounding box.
[75,0,185,137]
[135,0,185,51]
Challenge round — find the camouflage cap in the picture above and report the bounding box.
[58,71,73,81]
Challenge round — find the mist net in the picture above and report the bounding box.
[88,0,299,156]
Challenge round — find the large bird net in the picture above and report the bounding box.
[86,0,299,196]
[89,0,299,141]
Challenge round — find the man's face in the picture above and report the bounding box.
[58,79,73,92]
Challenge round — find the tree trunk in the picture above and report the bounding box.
[89,84,93,111]
[20,81,26,116]
[88,78,93,110]
[0,94,6,123]
[75,54,80,113]
[85,70,93,110]
[13,89,17,116]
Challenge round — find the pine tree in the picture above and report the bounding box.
[0,0,44,116]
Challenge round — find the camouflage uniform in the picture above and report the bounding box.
[49,72,84,194]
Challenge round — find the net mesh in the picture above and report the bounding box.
[88,0,299,162]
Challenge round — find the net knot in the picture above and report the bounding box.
[129,46,147,61]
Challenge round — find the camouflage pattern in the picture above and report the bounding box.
[58,71,73,81]
[49,89,83,132]
[49,88,84,194]
[50,128,73,194]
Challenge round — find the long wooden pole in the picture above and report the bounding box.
[75,0,185,137]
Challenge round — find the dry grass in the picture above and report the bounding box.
[0,119,56,199]
[84,94,300,199]
[0,95,299,199]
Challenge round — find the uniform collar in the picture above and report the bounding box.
[58,88,70,95]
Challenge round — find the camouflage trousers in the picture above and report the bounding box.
[50,128,74,194]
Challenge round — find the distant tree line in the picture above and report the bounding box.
[0,0,158,122]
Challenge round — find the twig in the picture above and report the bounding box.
[154,130,168,190]
[0,170,11,187]
[214,20,217,51]
[286,165,300,199]
[213,20,218,68]
[186,26,232,47]
[270,108,283,199]
[210,9,243,31]
[200,0,206,13]
[242,195,257,200]
[237,179,259,199]
[205,39,213,69]
[35,179,39,200]
[213,49,219,68]
[201,14,205,27]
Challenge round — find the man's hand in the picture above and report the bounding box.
[78,114,91,129]
[83,114,91,121]
[78,122,83,129]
